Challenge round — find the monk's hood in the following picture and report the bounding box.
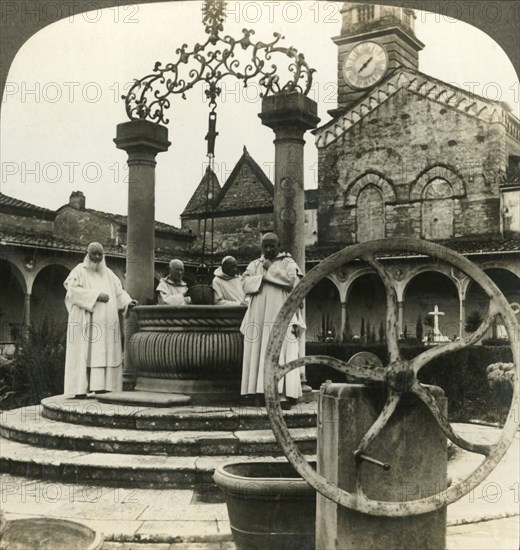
[213,267,235,280]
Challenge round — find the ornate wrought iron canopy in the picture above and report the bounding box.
[123,0,315,125]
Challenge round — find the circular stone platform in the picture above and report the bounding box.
[96,391,191,408]
[40,395,318,431]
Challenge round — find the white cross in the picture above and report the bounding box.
[428,305,445,335]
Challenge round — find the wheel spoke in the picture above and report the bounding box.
[411,304,499,374]
[354,388,401,456]
[277,355,385,383]
[363,254,400,363]
[412,382,491,456]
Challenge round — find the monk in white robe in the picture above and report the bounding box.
[156,259,191,306]
[212,256,246,306]
[64,242,137,397]
[240,233,305,408]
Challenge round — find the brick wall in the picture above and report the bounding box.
[55,207,118,245]
[318,89,506,245]
[182,212,273,257]
[0,213,54,234]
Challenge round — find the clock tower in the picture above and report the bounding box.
[333,2,425,112]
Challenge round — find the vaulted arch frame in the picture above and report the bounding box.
[410,165,466,240]
[343,172,397,243]
[420,178,454,239]
[409,164,466,201]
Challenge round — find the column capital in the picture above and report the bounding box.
[259,91,320,135]
[114,119,171,156]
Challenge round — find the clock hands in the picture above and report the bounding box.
[358,56,373,73]
[343,42,388,89]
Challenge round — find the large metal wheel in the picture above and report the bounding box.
[264,238,519,516]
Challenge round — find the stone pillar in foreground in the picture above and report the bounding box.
[260,92,319,391]
[317,383,448,550]
[259,92,319,271]
[114,119,171,389]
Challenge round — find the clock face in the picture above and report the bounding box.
[343,41,388,89]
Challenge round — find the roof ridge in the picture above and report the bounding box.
[316,67,507,149]
[82,206,188,234]
[181,168,221,215]
[0,192,56,214]
[213,147,274,211]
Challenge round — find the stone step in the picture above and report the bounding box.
[0,407,317,457]
[40,395,318,431]
[0,436,315,489]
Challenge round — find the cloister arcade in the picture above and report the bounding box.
[305,259,520,342]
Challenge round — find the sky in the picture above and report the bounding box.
[1,1,518,228]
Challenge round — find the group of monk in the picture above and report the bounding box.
[63,233,303,409]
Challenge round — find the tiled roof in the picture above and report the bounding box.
[437,236,520,254]
[0,229,126,256]
[306,237,520,262]
[84,208,193,238]
[181,168,221,216]
[3,227,517,267]
[0,230,192,261]
[0,193,56,219]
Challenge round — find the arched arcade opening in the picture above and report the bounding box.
[346,273,386,342]
[0,260,26,343]
[31,264,69,330]
[404,271,459,342]
[306,278,341,341]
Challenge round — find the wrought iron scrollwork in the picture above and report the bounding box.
[123,0,315,124]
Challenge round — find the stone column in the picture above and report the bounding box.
[398,300,404,336]
[317,383,447,549]
[114,119,171,389]
[260,92,319,392]
[460,299,466,338]
[340,302,348,337]
[259,92,319,271]
[23,293,31,337]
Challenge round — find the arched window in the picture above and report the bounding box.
[421,178,454,239]
[357,185,385,242]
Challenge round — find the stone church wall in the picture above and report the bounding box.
[318,89,505,245]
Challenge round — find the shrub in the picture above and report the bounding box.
[481,338,509,347]
[465,310,483,333]
[486,363,514,407]
[1,319,66,409]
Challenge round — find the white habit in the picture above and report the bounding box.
[156,277,191,306]
[212,267,245,305]
[240,253,305,399]
[63,259,132,396]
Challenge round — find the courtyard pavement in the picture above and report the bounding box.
[1,423,518,549]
